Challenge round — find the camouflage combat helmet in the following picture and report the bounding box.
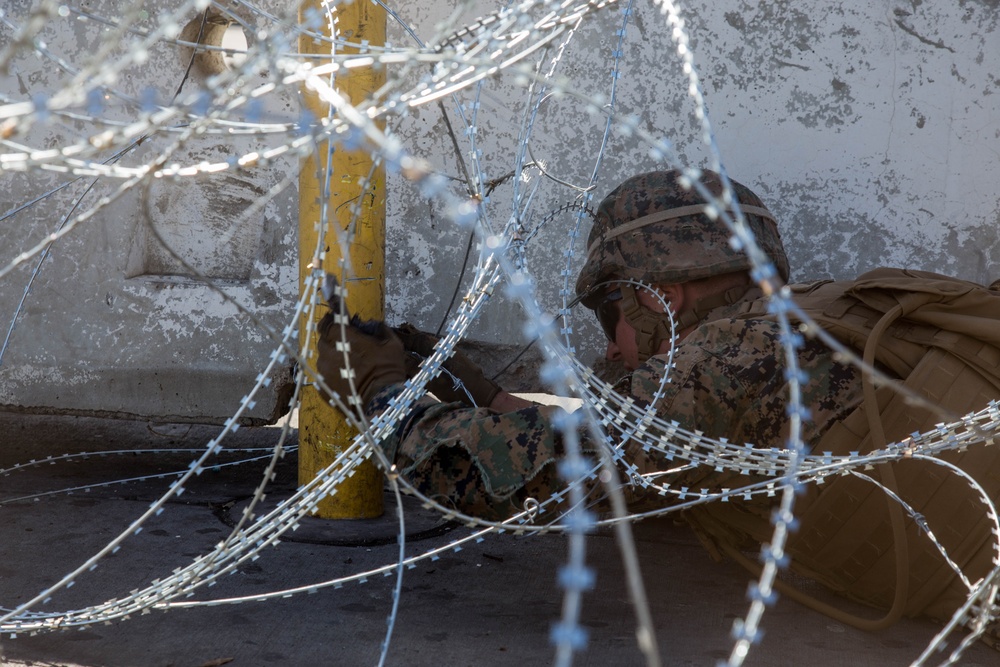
[575,169,789,307]
[575,169,790,363]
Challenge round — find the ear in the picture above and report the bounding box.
[643,283,684,314]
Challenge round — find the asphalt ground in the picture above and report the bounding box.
[0,411,996,667]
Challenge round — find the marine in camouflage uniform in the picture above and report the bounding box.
[318,170,1000,642]
[321,169,865,525]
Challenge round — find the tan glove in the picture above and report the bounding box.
[316,312,407,412]
[394,323,501,407]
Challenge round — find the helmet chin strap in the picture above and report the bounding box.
[618,284,674,363]
[619,283,751,363]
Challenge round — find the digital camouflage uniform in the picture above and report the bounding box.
[367,294,864,521]
[363,170,1000,639]
[620,301,863,493]
[366,170,863,523]
[368,387,569,521]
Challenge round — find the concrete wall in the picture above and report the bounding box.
[0,0,997,421]
[0,0,299,423]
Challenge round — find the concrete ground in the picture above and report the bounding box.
[0,411,996,667]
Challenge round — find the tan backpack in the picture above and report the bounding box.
[686,268,1000,630]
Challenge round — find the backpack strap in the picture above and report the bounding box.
[855,302,910,629]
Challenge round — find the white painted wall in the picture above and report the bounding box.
[0,0,996,420]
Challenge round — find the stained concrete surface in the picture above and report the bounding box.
[0,412,996,667]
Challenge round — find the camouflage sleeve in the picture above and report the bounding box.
[365,385,568,520]
[623,317,861,493]
[627,321,769,442]
[361,318,859,519]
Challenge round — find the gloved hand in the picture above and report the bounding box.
[316,309,407,413]
[393,323,501,408]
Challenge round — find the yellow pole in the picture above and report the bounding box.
[298,0,386,518]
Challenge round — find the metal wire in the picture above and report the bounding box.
[0,1,997,665]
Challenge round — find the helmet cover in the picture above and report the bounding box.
[575,169,789,306]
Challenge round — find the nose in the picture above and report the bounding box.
[605,340,622,362]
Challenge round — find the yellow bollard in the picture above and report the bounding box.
[298,0,386,518]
